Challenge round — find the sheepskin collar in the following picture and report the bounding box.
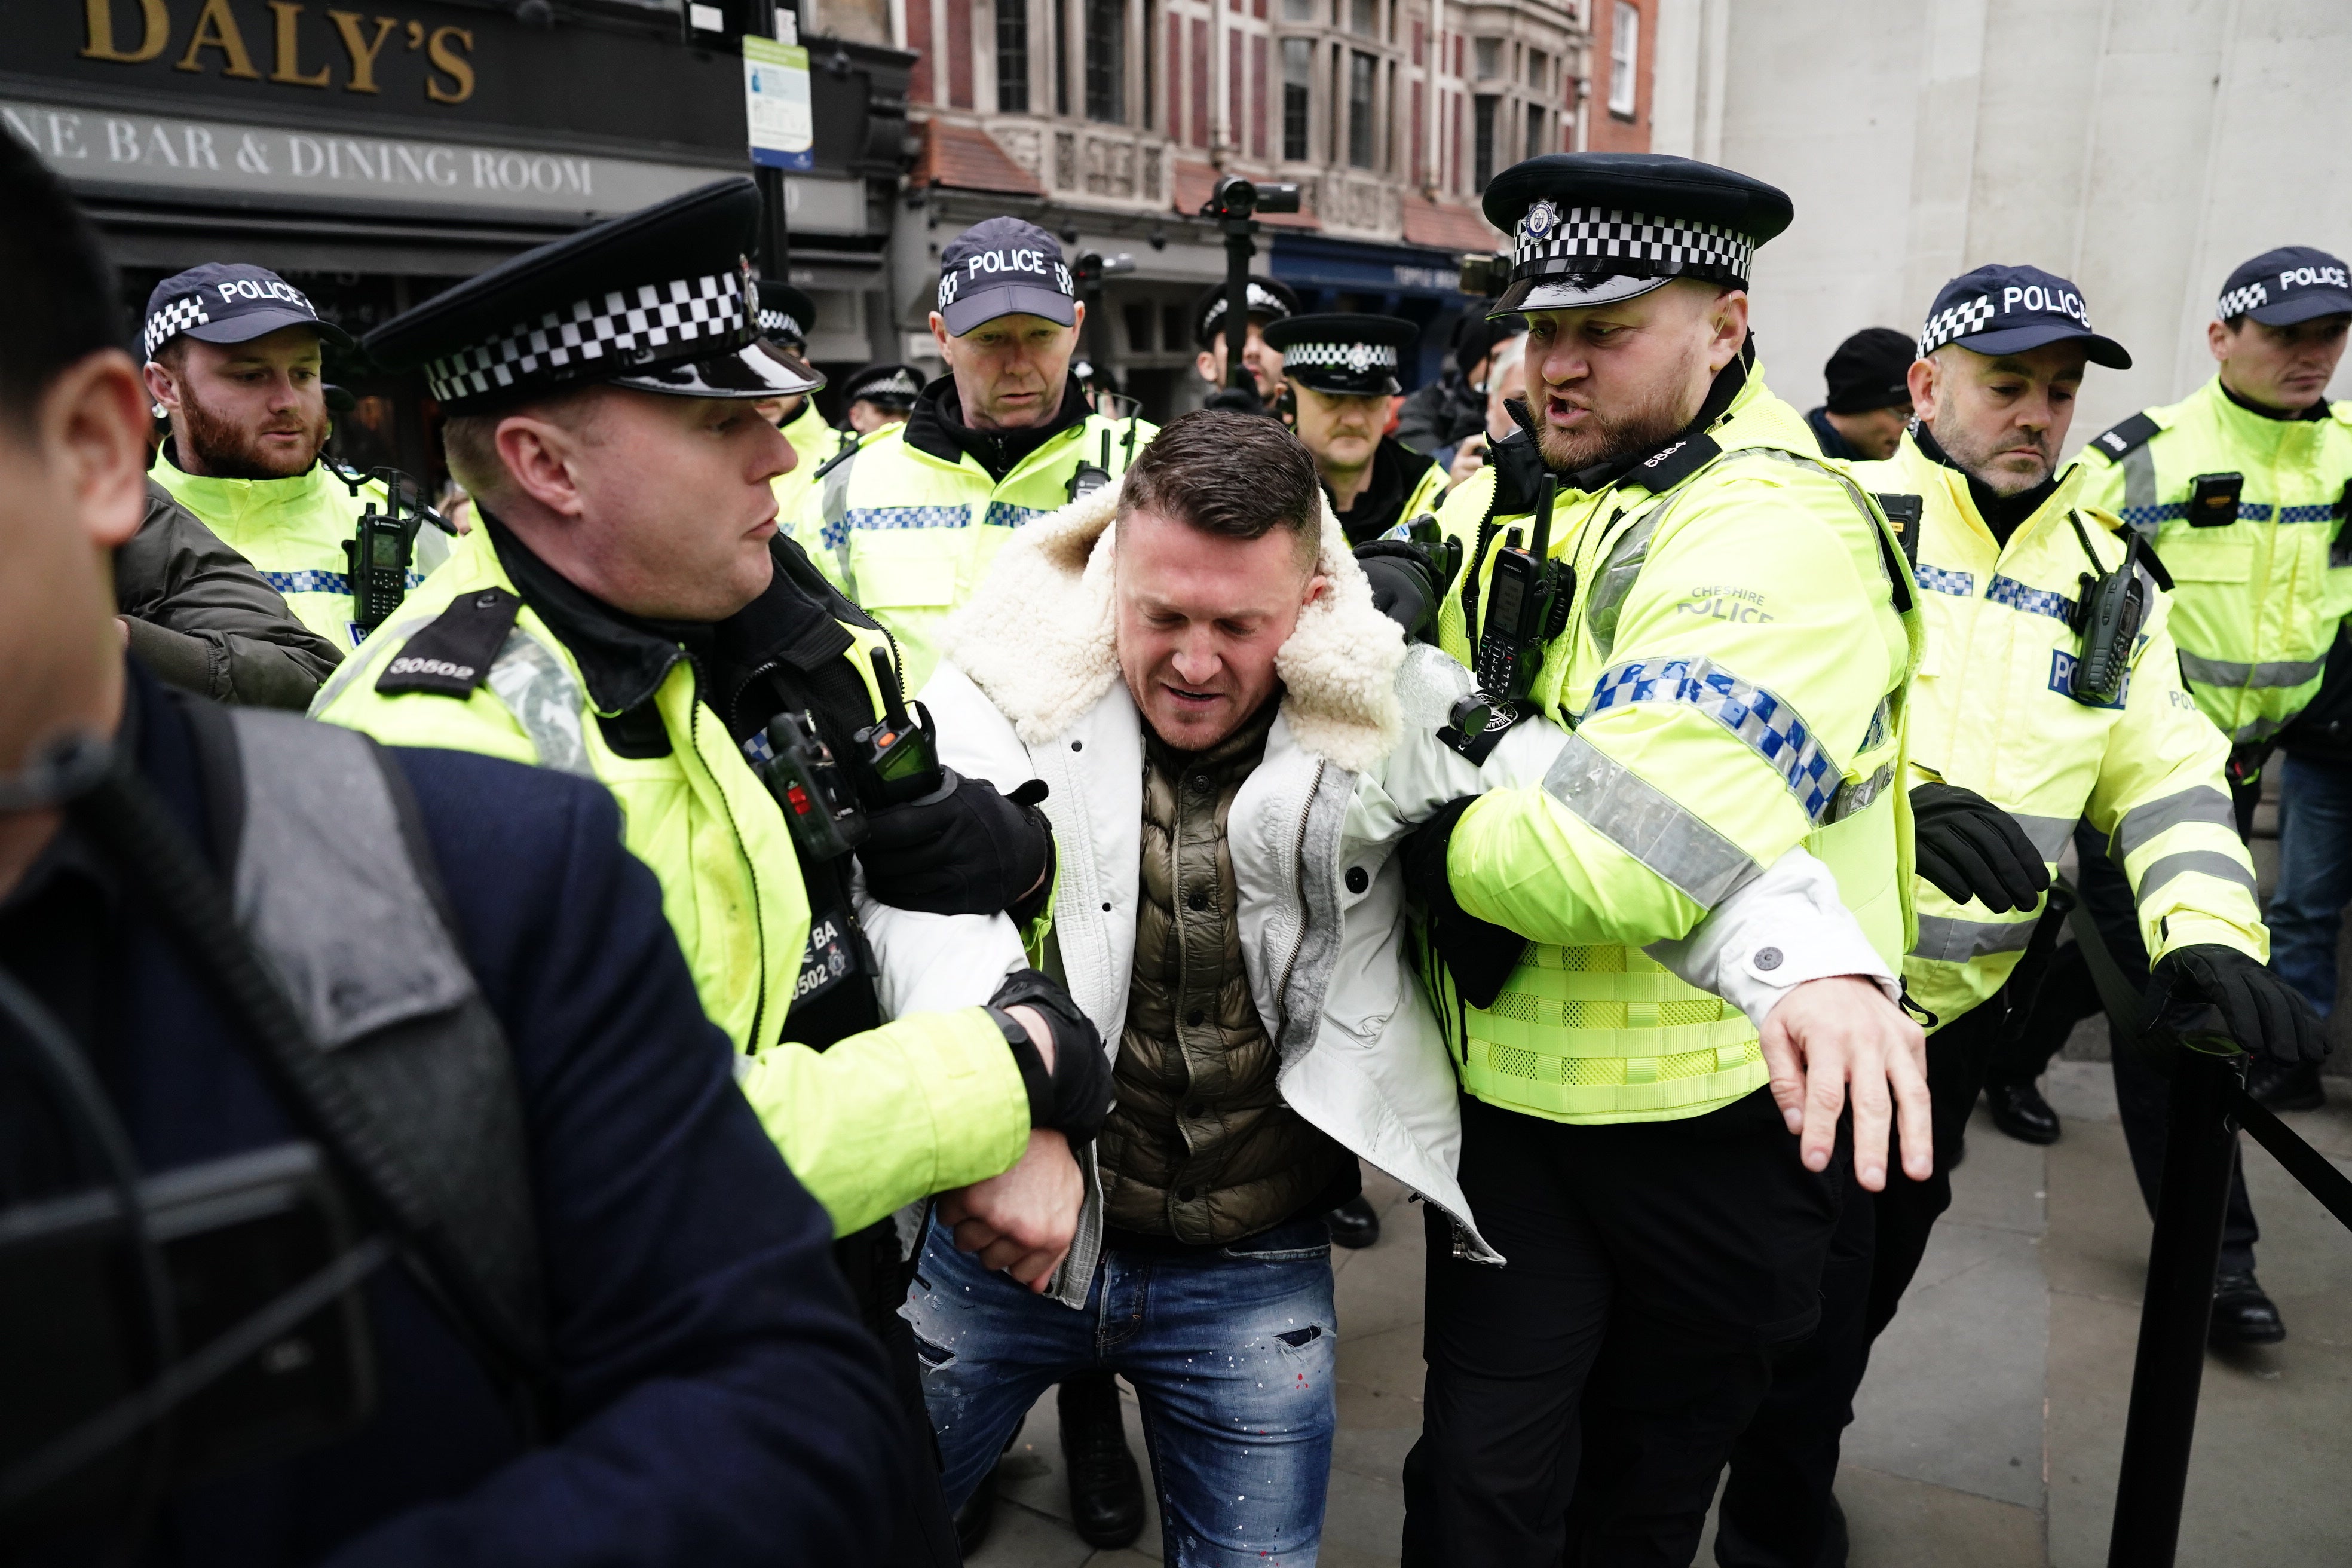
[942,483,1405,774]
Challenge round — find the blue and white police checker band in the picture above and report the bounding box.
[142,261,356,360]
[2214,246,2352,327]
[1916,263,2130,369]
[1263,312,1416,395]
[1497,200,1757,314]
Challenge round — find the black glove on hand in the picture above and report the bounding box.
[988,967,1113,1144]
[1909,782,2051,913]
[2146,945,2329,1065]
[858,770,1053,920]
[1354,540,1444,640]
[1401,795,1528,1010]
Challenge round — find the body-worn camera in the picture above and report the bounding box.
[2186,471,2243,528]
[1444,476,1575,761]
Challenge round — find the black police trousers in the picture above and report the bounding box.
[1401,1089,1848,1568]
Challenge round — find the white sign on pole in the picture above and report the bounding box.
[743,37,812,172]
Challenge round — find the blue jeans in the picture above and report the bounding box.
[902,1213,1338,1566]
[2270,752,2352,1016]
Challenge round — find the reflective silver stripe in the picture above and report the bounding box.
[1910,913,2038,964]
[2015,813,2078,860]
[820,446,861,598]
[1587,499,1668,662]
[485,630,595,779]
[2136,849,2258,899]
[2234,714,2289,743]
[2121,442,2158,517]
[2177,651,2324,690]
[1824,762,1894,823]
[1539,731,1761,907]
[2114,785,2234,859]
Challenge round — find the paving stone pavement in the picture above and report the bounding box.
[962,1067,2352,1566]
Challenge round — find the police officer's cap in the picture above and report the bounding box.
[2216,246,2352,328]
[1264,313,1417,397]
[364,177,820,412]
[1192,275,1301,350]
[1480,153,1793,318]
[936,218,1076,336]
[143,262,356,361]
[843,361,924,408]
[1918,264,2130,369]
[757,280,818,349]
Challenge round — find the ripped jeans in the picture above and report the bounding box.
[902,1212,1338,1566]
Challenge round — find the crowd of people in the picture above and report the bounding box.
[4,120,2346,1568]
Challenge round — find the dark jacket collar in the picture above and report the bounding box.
[1912,420,2057,547]
[1806,405,1864,461]
[2219,378,2329,422]
[1331,437,1438,546]
[1565,336,1757,493]
[905,371,1093,481]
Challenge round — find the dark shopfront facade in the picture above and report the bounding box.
[2,0,912,485]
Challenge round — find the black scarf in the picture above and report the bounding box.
[1910,421,2056,548]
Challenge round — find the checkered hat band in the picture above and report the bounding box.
[1918,295,1998,357]
[144,295,210,359]
[424,271,751,403]
[1512,208,1754,284]
[760,309,805,339]
[1283,341,1400,373]
[2215,281,2270,321]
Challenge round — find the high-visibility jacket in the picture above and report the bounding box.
[1430,363,1919,1125]
[310,526,1031,1235]
[151,445,411,653]
[789,402,1156,693]
[770,397,849,530]
[1856,436,2265,1028]
[2072,376,2352,744]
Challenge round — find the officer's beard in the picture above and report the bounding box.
[1924,416,2054,496]
[173,383,327,480]
[1532,336,1710,474]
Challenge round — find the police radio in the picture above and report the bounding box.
[849,648,944,807]
[754,710,868,862]
[2186,471,2243,528]
[1067,428,1115,501]
[2067,520,2152,708]
[1442,476,1573,760]
[338,468,445,636]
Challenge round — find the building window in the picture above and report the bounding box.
[1609,1,1639,117]
[1525,101,1545,159]
[1282,0,1313,16]
[996,0,1030,112]
[1472,93,1496,189]
[1349,0,1375,35]
[1054,0,1070,115]
[1085,0,1125,122]
[1348,50,1376,167]
[1143,0,1155,126]
[1472,36,1499,79]
[1527,47,1546,91]
[1282,38,1313,160]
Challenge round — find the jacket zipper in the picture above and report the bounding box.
[1270,760,1325,1048]
[691,679,770,1053]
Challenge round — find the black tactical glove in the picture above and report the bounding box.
[1909,782,2051,914]
[1401,795,1529,1010]
[2145,945,2329,1065]
[1355,540,1446,641]
[858,771,1054,921]
[988,967,1114,1143]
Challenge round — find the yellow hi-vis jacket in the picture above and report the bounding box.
[310,527,1031,1235]
[151,445,404,653]
[1855,436,2266,1030]
[788,394,1155,693]
[770,397,850,530]
[2072,375,2352,744]
[1431,363,1919,1124]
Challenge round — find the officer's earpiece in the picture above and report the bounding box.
[1275,385,1296,424]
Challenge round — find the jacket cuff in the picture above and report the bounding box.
[1644,847,1898,1031]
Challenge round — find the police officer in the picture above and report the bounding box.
[309,179,1113,1567]
[757,280,850,522]
[1263,313,1447,544]
[141,263,408,651]
[1191,272,1300,411]
[1395,152,1934,1566]
[1714,265,2319,1568]
[795,216,1154,692]
[2062,247,2352,1115]
[841,361,924,433]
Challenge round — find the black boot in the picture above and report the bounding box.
[1324,1193,1381,1249]
[1985,1079,2062,1144]
[2209,1269,2287,1346]
[2246,1056,2327,1113]
[1059,1373,1144,1549]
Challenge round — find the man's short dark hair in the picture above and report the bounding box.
[1117,409,1321,560]
[0,133,124,428]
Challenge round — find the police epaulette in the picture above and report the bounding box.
[2088,412,2161,461]
[811,433,863,480]
[1627,432,1722,493]
[376,587,522,697]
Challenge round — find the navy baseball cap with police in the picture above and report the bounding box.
[1917,264,2130,369]
[1263,314,1417,397]
[2215,246,2352,327]
[363,177,820,412]
[935,217,1076,336]
[142,262,355,362]
[1479,152,1794,318]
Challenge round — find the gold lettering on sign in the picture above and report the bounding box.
[268,2,331,87]
[176,0,262,78]
[82,0,171,63]
[425,26,474,103]
[328,11,398,93]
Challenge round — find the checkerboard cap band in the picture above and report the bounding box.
[424,271,752,403]
[1282,341,1401,372]
[760,309,804,338]
[1511,207,1756,286]
[144,295,210,359]
[1918,295,1997,357]
[2215,281,2270,321]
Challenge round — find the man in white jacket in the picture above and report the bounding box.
[886,411,1921,1567]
